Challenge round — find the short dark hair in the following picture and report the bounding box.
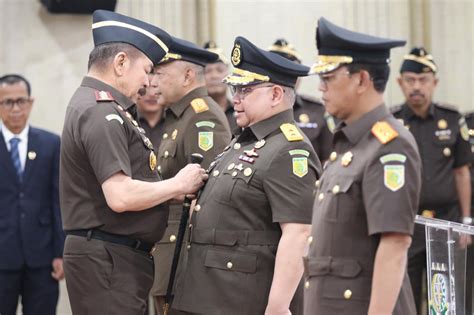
[0,74,31,96]
[88,42,141,71]
[346,63,390,93]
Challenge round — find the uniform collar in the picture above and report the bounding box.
[0,123,29,144]
[337,104,390,144]
[403,102,435,120]
[249,109,294,140]
[168,86,208,118]
[81,76,135,110]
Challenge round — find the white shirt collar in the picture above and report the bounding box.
[1,123,29,144]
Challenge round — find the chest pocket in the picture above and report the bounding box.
[430,136,456,160]
[158,140,177,160]
[213,167,256,205]
[322,178,361,223]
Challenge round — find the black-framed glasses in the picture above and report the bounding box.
[230,84,275,100]
[318,71,351,89]
[0,98,31,110]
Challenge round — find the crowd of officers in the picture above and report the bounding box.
[15,8,472,315]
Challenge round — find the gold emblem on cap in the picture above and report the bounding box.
[231,43,241,66]
[28,151,36,160]
[438,119,448,129]
[243,168,253,177]
[149,151,157,171]
[341,151,353,167]
[329,151,337,161]
[443,147,451,157]
[254,139,266,149]
[172,129,178,140]
[299,113,310,123]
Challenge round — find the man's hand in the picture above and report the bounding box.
[264,308,291,315]
[174,164,208,195]
[51,258,64,281]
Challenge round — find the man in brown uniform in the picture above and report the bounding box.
[172,36,321,314]
[59,10,207,314]
[203,41,237,132]
[392,47,472,313]
[151,36,231,314]
[269,38,335,161]
[304,17,421,315]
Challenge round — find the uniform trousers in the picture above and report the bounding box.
[63,235,154,315]
[0,265,59,315]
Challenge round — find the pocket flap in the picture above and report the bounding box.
[304,256,362,278]
[204,249,257,274]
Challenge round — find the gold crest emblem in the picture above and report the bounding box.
[384,165,405,192]
[198,131,214,151]
[299,114,310,123]
[149,151,157,171]
[231,43,242,66]
[437,119,448,129]
[292,157,308,178]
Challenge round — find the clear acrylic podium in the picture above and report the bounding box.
[415,215,474,315]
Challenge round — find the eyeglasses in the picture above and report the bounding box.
[0,98,31,110]
[401,76,433,86]
[230,84,275,100]
[318,71,351,89]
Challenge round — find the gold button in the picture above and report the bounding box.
[187,244,191,250]
[164,150,169,158]
[315,180,320,188]
[304,281,310,289]
[318,193,324,201]
[344,289,352,299]
[232,171,238,177]
[233,143,241,150]
[243,168,252,177]
[332,185,340,194]
[157,165,162,172]
[213,170,220,177]
[195,204,201,211]
[163,133,168,139]
[443,147,451,157]
[169,235,176,242]
[329,151,337,161]
[226,261,233,269]
[227,163,235,170]
[307,236,313,245]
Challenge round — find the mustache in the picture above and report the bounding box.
[138,87,147,96]
[409,91,424,98]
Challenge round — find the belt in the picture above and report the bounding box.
[190,228,281,246]
[66,229,155,254]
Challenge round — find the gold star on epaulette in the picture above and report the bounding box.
[371,121,398,144]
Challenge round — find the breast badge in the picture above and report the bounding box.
[149,151,157,171]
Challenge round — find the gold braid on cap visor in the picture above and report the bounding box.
[268,44,303,62]
[223,68,270,85]
[309,55,354,74]
[158,53,182,63]
[403,54,437,72]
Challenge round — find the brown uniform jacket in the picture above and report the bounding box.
[153,86,231,295]
[60,76,167,244]
[293,94,335,161]
[304,105,421,315]
[173,109,321,314]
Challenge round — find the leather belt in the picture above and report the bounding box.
[190,228,281,246]
[66,229,155,254]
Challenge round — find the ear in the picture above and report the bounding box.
[397,76,403,88]
[356,70,371,93]
[270,85,285,106]
[433,76,439,87]
[113,52,129,76]
[183,67,195,86]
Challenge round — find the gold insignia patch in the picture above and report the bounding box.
[384,165,405,192]
[190,98,209,113]
[280,123,304,142]
[198,131,214,151]
[371,121,399,144]
[292,157,308,178]
[438,119,448,129]
[149,151,157,171]
[231,43,241,66]
[299,114,310,123]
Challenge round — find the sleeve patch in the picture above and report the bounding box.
[198,131,214,151]
[105,114,124,124]
[289,149,310,157]
[280,123,304,142]
[191,98,209,113]
[292,157,308,178]
[371,121,398,144]
[384,165,405,192]
[196,121,216,128]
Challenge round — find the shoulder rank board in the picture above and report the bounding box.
[371,121,398,144]
[95,90,114,102]
[191,98,209,113]
[280,123,304,141]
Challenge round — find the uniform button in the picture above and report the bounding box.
[307,236,313,245]
[344,289,352,299]
[329,151,337,161]
[164,151,169,158]
[189,224,193,228]
[443,147,451,157]
[232,171,238,177]
[169,235,177,242]
[233,143,241,150]
[332,185,340,194]
[304,281,310,289]
[213,170,220,177]
[195,204,201,211]
[318,193,324,201]
[163,133,168,139]
[157,165,162,172]
[315,180,320,188]
[226,261,233,269]
[187,244,191,250]
[227,163,235,170]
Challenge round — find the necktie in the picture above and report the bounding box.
[9,137,22,181]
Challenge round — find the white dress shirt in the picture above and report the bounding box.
[1,123,29,172]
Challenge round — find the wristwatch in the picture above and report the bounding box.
[462,217,473,225]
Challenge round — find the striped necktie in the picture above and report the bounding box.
[9,137,22,181]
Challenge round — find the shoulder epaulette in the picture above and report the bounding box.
[435,102,460,113]
[371,121,399,144]
[280,123,304,142]
[95,90,114,102]
[299,94,323,105]
[389,104,403,114]
[190,98,209,113]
